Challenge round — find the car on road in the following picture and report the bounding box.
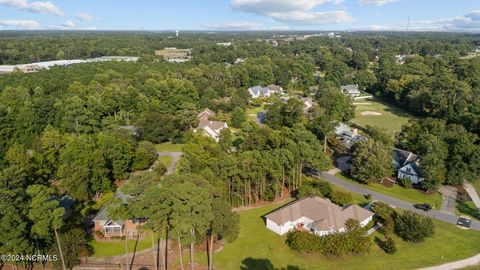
[457,217,472,228]
[413,203,432,211]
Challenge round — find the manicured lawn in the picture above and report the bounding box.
[456,200,480,220]
[473,181,480,198]
[197,201,480,270]
[353,98,413,135]
[335,172,442,209]
[89,236,152,258]
[155,142,184,152]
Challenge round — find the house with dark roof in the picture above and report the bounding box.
[92,192,146,239]
[265,196,373,236]
[392,148,424,184]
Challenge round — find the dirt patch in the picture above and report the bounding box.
[360,111,382,116]
[381,178,395,188]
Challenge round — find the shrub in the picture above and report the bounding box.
[329,190,352,206]
[395,211,435,242]
[286,231,321,253]
[379,236,396,254]
[154,162,167,176]
[398,178,413,189]
[94,230,104,239]
[364,193,372,200]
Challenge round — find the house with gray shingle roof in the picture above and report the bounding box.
[265,196,373,236]
[392,148,423,184]
[92,191,146,239]
[194,108,228,142]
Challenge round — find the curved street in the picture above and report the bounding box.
[313,171,480,231]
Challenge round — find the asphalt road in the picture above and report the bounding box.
[315,171,480,231]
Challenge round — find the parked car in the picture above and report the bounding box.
[413,203,432,211]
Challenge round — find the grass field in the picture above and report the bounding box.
[155,142,184,152]
[353,98,413,135]
[246,104,265,121]
[89,237,152,258]
[197,201,480,270]
[335,172,442,209]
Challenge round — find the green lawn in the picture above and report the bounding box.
[335,172,442,209]
[89,236,152,258]
[246,104,265,121]
[197,201,480,270]
[155,142,184,152]
[353,98,413,135]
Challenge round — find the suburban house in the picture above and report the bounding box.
[265,196,374,236]
[248,85,283,99]
[340,84,361,98]
[93,192,146,239]
[334,122,367,150]
[194,108,228,142]
[392,148,424,184]
[155,47,192,63]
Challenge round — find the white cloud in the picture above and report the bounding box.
[76,12,94,21]
[0,19,39,29]
[359,0,398,6]
[269,10,353,24]
[60,20,75,28]
[0,0,63,16]
[231,0,352,25]
[203,21,263,30]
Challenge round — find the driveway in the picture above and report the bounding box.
[156,152,182,175]
[313,171,480,231]
[439,186,457,214]
[464,182,480,210]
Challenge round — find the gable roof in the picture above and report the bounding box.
[265,197,373,231]
[93,191,132,225]
[266,84,282,91]
[392,148,419,167]
[249,86,270,96]
[197,108,216,119]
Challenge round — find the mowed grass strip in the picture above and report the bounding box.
[198,200,480,270]
[155,142,184,152]
[334,172,442,209]
[353,98,413,135]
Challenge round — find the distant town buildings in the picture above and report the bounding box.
[0,56,139,74]
[217,42,233,46]
[155,47,192,63]
[194,108,228,142]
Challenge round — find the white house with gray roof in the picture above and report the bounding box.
[392,148,423,184]
[265,196,373,236]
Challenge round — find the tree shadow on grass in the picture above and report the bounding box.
[240,257,304,270]
[456,201,480,220]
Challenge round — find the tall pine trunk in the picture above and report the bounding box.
[124,233,129,270]
[190,228,195,270]
[151,230,158,270]
[208,234,214,270]
[54,228,66,270]
[178,237,184,270]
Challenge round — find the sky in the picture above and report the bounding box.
[0,0,479,32]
